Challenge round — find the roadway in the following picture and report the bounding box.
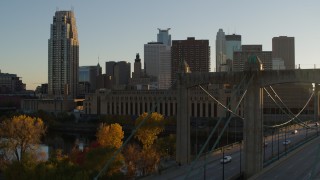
[252,135,320,179]
[145,123,319,180]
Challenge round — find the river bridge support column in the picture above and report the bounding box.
[244,79,263,178]
[176,82,191,165]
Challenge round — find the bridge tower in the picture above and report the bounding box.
[243,55,264,178]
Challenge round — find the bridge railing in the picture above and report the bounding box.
[295,64,320,69]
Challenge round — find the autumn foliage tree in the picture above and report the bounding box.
[96,123,124,149]
[0,115,46,162]
[135,112,164,149]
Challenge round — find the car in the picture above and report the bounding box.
[283,139,291,145]
[291,129,298,134]
[220,155,232,164]
[315,122,319,127]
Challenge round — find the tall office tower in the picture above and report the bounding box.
[114,61,131,86]
[105,61,116,77]
[48,10,79,99]
[225,34,241,71]
[171,37,210,83]
[216,29,226,72]
[157,28,171,46]
[272,36,295,69]
[233,45,272,72]
[144,42,171,89]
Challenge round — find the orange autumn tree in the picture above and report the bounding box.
[135,112,164,149]
[96,123,124,149]
[0,115,46,162]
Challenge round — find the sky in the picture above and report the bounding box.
[1,0,320,90]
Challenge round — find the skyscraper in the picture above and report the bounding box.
[144,42,171,89]
[157,28,171,46]
[171,37,210,83]
[48,10,79,99]
[272,36,295,69]
[216,29,226,72]
[225,34,241,71]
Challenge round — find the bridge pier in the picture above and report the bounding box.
[244,80,263,178]
[176,83,191,165]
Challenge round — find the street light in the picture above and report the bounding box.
[222,148,225,180]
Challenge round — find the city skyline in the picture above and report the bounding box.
[1,0,320,90]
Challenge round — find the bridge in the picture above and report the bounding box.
[176,68,320,179]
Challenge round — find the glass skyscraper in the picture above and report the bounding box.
[157,28,171,46]
[48,10,79,99]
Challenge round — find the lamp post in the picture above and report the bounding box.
[239,141,242,176]
[222,148,225,180]
[277,128,280,160]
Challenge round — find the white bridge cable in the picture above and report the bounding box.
[199,86,244,120]
[269,86,312,128]
[263,87,314,128]
[184,74,253,179]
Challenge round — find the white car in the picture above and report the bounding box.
[220,156,232,164]
[291,130,298,134]
[283,139,291,145]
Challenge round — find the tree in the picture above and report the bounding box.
[123,143,141,178]
[96,123,124,149]
[0,115,46,162]
[135,112,164,149]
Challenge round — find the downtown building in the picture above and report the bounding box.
[79,64,102,96]
[215,29,241,72]
[0,70,25,94]
[272,36,295,69]
[171,37,210,84]
[233,45,272,72]
[144,42,171,89]
[143,28,172,90]
[48,10,79,99]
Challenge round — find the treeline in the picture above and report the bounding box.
[0,112,176,179]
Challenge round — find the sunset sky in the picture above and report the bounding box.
[1,0,319,90]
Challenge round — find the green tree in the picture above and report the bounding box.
[96,123,124,149]
[0,115,46,162]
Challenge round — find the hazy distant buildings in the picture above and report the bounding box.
[0,70,25,94]
[78,64,102,96]
[103,61,131,88]
[171,37,210,84]
[157,28,171,46]
[233,45,272,71]
[48,10,79,99]
[225,34,241,71]
[144,42,171,89]
[272,36,295,69]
